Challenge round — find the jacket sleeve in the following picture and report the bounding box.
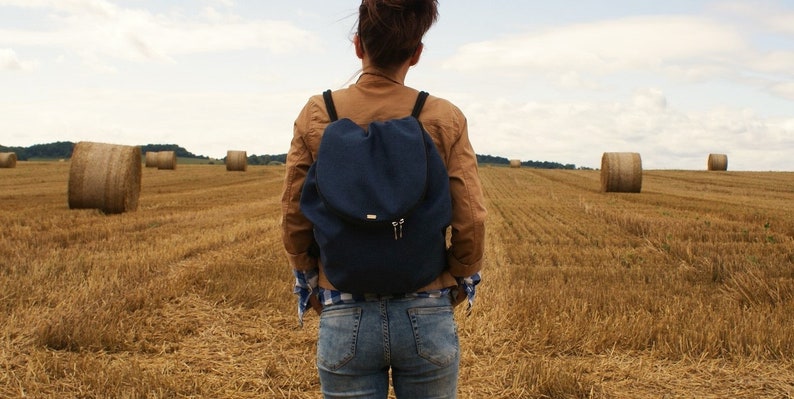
[281,101,318,271]
[445,113,487,277]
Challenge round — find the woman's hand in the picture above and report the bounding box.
[451,286,468,307]
[310,294,323,315]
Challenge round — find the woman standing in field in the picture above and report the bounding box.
[280,1,486,397]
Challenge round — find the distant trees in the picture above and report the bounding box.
[138,146,283,164]
[0,141,74,160]
[0,142,209,161]
[246,154,287,165]
[140,144,207,159]
[477,154,582,170]
[1,142,585,169]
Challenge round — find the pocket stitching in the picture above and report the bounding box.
[408,306,458,367]
[318,306,362,370]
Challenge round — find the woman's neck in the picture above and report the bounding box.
[359,70,402,85]
[360,59,411,85]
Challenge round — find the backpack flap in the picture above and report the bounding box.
[314,117,429,224]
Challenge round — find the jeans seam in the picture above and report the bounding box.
[380,300,390,364]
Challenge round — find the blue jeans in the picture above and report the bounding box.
[317,296,459,398]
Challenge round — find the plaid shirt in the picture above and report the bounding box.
[293,269,481,326]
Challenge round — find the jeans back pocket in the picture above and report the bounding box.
[317,306,362,370]
[407,305,459,367]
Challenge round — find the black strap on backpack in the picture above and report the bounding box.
[322,90,339,122]
[322,90,429,121]
[411,91,429,118]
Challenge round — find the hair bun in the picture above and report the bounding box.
[357,0,438,69]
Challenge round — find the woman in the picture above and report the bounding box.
[280,1,486,397]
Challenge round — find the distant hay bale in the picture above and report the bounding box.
[509,159,521,168]
[157,151,177,170]
[707,153,728,171]
[226,150,247,172]
[144,151,159,168]
[600,152,642,193]
[0,152,17,168]
[68,141,142,214]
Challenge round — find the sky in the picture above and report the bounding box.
[1,0,793,171]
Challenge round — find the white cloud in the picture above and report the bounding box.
[440,12,794,104]
[709,2,794,81]
[766,14,794,35]
[631,88,667,111]
[0,0,320,67]
[460,89,793,171]
[717,1,794,35]
[769,81,794,100]
[554,71,602,90]
[0,0,115,15]
[0,86,312,158]
[661,64,735,82]
[0,48,37,70]
[439,9,794,154]
[208,0,235,8]
[443,16,746,78]
[751,51,794,75]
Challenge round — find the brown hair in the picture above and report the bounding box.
[357,0,438,70]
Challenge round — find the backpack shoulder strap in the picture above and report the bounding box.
[322,89,338,122]
[324,89,427,121]
[411,91,429,119]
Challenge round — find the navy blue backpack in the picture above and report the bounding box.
[299,90,452,294]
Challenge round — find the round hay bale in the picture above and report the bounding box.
[707,153,728,171]
[509,159,521,168]
[68,141,142,214]
[226,150,248,172]
[157,151,177,170]
[600,152,642,193]
[144,151,159,168]
[0,152,17,168]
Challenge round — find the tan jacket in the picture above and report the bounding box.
[281,74,486,291]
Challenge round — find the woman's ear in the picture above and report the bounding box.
[409,43,423,66]
[354,34,365,59]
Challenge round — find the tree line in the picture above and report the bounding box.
[477,154,585,169]
[1,142,583,169]
[0,142,208,161]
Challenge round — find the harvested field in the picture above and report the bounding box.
[1,162,793,398]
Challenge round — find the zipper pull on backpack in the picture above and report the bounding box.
[392,218,405,240]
